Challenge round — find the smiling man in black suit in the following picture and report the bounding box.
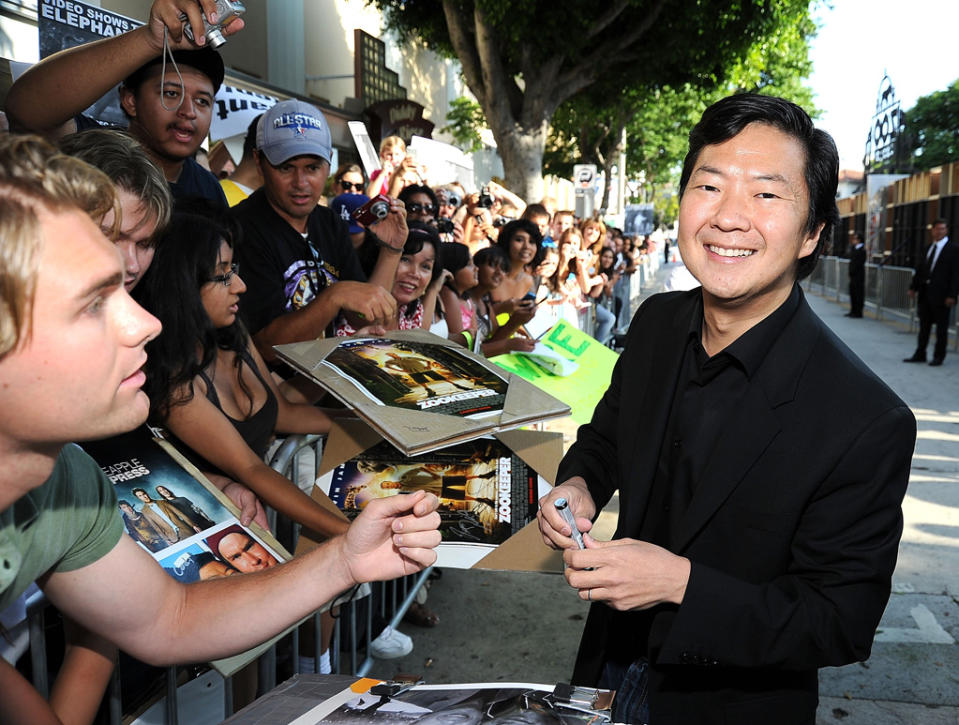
[538,94,916,725]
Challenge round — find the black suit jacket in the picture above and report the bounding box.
[911,239,959,306]
[848,244,866,281]
[558,287,915,724]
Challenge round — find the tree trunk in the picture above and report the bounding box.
[600,154,615,212]
[493,120,549,203]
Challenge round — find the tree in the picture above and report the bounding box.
[903,79,959,171]
[442,96,487,153]
[373,0,816,202]
[546,2,818,212]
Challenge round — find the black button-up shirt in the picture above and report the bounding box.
[644,285,802,550]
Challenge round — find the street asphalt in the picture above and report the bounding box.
[368,258,959,725]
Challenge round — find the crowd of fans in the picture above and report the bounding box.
[0,8,658,721]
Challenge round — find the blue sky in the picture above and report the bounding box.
[808,0,959,171]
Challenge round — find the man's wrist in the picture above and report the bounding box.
[372,232,403,253]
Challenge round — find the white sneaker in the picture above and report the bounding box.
[369,626,413,659]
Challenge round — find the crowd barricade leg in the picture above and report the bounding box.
[267,435,427,680]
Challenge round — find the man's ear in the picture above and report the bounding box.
[118,85,137,119]
[799,222,825,259]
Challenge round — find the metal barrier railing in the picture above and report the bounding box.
[266,434,430,679]
[804,256,957,350]
[12,434,429,724]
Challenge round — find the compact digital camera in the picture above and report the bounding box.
[435,218,455,234]
[352,194,391,227]
[182,0,246,49]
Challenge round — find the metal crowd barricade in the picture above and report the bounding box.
[266,434,430,679]
[15,433,427,725]
[803,256,957,350]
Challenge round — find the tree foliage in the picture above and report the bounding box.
[441,96,487,153]
[903,79,959,171]
[371,0,819,201]
[546,1,819,211]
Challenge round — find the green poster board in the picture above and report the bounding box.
[491,320,618,424]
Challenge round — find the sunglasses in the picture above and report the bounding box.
[338,180,364,192]
[407,202,436,215]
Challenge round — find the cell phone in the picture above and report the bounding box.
[554,497,585,549]
[352,194,391,227]
[521,292,537,302]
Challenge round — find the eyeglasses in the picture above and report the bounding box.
[407,202,436,215]
[209,263,239,287]
[338,180,363,192]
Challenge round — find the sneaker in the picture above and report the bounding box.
[369,626,413,659]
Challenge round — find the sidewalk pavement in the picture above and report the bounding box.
[374,260,959,725]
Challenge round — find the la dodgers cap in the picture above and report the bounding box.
[256,99,332,165]
[330,193,370,234]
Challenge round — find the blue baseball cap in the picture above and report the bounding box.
[331,193,370,234]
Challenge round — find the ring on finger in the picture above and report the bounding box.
[586,589,591,601]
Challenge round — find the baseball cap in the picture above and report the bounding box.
[331,193,370,234]
[123,47,225,94]
[257,99,332,166]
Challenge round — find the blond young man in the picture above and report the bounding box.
[0,135,440,724]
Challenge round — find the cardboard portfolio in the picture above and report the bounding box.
[274,330,570,456]
[296,419,566,574]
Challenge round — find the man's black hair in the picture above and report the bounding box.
[242,114,262,158]
[679,93,840,281]
[522,203,550,220]
[123,47,225,94]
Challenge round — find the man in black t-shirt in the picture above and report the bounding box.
[6,0,230,206]
[233,99,408,363]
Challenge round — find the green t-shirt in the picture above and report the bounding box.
[0,444,123,611]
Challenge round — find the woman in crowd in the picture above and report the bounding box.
[580,218,606,258]
[491,218,543,302]
[470,246,536,357]
[438,242,480,350]
[336,222,448,336]
[399,184,439,225]
[329,163,365,197]
[591,246,620,344]
[138,201,350,540]
[544,229,593,327]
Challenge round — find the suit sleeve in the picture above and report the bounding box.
[555,297,657,512]
[654,404,916,670]
[947,246,959,299]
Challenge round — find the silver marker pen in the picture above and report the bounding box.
[554,497,585,549]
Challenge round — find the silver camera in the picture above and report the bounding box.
[181,0,246,49]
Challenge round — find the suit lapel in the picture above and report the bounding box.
[672,290,822,551]
[621,292,699,538]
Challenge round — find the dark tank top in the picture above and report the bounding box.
[197,348,279,459]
